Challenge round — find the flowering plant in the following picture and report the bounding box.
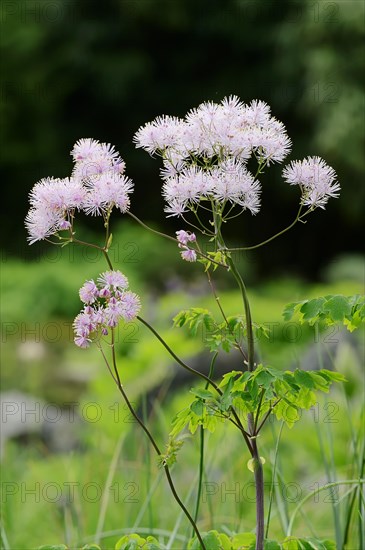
[26,97,362,550]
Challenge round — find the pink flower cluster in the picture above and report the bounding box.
[73,270,141,348]
[134,96,290,217]
[134,96,340,215]
[25,139,133,244]
[176,230,197,262]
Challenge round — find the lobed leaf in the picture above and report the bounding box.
[282,294,365,331]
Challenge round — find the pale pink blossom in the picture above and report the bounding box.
[97,270,129,289]
[73,270,141,348]
[79,280,99,304]
[181,249,197,262]
[176,230,196,246]
[283,156,340,209]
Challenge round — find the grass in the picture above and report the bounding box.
[1,227,364,549]
[2,382,363,548]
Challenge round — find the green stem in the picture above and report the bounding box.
[74,239,206,548]
[127,211,227,268]
[214,214,264,550]
[225,253,255,372]
[213,213,254,371]
[127,211,179,244]
[192,352,218,536]
[265,421,285,538]
[226,205,303,252]
[137,315,253,454]
[204,262,247,361]
[255,398,283,435]
[104,329,207,549]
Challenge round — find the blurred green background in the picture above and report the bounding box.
[1,1,364,548]
[2,0,364,277]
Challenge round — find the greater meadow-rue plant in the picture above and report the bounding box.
[25,96,363,550]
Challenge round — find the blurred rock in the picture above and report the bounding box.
[0,391,84,459]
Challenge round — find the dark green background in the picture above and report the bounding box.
[2,0,364,279]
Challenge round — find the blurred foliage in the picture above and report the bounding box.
[1,0,364,279]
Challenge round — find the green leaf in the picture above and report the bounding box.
[321,541,336,550]
[201,531,221,550]
[82,546,101,550]
[323,295,352,322]
[204,414,218,433]
[264,541,282,550]
[145,538,162,550]
[170,408,192,437]
[190,399,204,416]
[281,537,335,550]
[232,532,256,549]
[115,534,145,550]
[300,298,326,323]
[296,388,317,409]
[294,370,316,390]
[282,294,365,332]
[255,370,275,389]
[218,533,232,550]
[38,546,68,550]
[219,371,243,388]
[188,531,223,550]
[191,388,215,400]
[282,537,300,550]
[318,369,346,383]
[283,302,303,322]
[282,373,301,393]
[308,372,330,392]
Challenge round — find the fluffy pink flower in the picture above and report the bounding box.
[97,270,129,289]
[181,249,197,262]
[74,335,91,348]
[283,156,340,209]
[83,172,133,215]
[73,270,141,348]
[134,96,292,219]
[79,280,99,304]
[176,230,196,246]
[71,138,126,180]
[104,296,125,327]
[25,207,66,245]
[120,291,141,321]
[73,308,97,338]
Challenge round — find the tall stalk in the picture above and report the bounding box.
[215,212,265,550]
[78,240,207,550]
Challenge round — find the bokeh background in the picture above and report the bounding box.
[1,1,364,548]
[2,0,364,277]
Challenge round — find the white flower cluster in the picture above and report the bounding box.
[134,96,292,217]
[283,156,340,209]
[25,139,133,244]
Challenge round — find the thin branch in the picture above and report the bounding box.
[225,205,303,252]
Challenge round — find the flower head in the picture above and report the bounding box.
[97,270,129,289]
[181,249,197,262]
[176,230,196,247]
[134,96,291,220]
[71,138,126,180]
[79,280,99,304]
[25,140,133,243]
[73,270,141,348]
[283,156,340,209]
